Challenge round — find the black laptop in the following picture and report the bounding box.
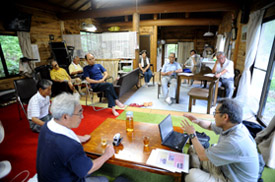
[158,114,189,152]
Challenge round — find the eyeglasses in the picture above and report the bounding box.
[213,111,223,116]
[53,64,58,67]
[72,109,83,117]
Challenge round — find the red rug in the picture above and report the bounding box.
[0,103,123,181]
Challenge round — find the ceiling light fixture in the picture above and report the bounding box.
[203,24,214,37]
[82,23,97,32]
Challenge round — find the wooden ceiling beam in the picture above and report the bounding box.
[58,0,239,20]
[101,18,222,28]
[76,0,91,11]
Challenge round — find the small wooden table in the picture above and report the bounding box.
[83,118,184,182]
[176,73,219,104]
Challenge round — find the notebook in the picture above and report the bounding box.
[158,114,189,152]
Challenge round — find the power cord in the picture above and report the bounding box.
[10,170,30,182]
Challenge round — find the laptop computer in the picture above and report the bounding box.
[158,114,189,152]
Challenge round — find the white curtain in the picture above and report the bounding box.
[177,42,194,65]
[216,34,225,52]
[235,10,264,115]
[63,32,137,59]
[17,31,35,78]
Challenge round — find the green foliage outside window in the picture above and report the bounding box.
[0,35,23,77]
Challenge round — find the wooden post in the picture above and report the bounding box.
[133,12,140,69]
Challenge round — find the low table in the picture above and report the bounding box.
[83,118,185,182]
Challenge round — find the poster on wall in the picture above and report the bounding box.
[241,25,247,42]
[31,44,41,62]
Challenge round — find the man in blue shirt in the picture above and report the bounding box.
[83,53,124,116]
[161,53,182,105]
[36,93,114,182]
[181,98,259,182]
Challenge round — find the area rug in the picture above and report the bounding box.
[0,103,123,181]
[114,110,275,182]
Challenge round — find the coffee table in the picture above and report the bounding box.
[83,118,186,182]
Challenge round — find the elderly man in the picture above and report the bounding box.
[69,56,84,94]
[83,53,124,116]
[161,52,182,105]
[50,60,74,92]
[69,56,83,78]
[212,51,234,98]
[181,98,259,182]
[36,93,114,181]
[27,79,53,133]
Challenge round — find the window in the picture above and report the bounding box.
[164,44,178,63]
[0,35,23,78]
[251,19,275,125]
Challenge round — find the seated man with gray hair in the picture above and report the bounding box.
[212,51,234,98]
[27,79,53,133]
[181,98,259,182]
[37,93,114,182]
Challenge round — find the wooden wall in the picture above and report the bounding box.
[160,26,218,55]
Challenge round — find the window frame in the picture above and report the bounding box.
[250,17,275,126]
[0,33,22,79]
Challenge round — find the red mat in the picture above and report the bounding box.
[0,103,123,181]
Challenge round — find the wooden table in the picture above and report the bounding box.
[176,73,219,104]
[83,118,184,182]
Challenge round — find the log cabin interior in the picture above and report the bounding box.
[0,0,275,181]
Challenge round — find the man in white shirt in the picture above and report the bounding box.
[212,52,234,98]
[27,79,52,133]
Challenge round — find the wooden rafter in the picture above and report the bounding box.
[58,0,239,20]
[101,18,222,28]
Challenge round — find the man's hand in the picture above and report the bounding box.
[215,73,221,78]
[180,118,196,135]
[104,144,115,159]
[166,71,174,76]
[183,114,200,124]
[78,134,91,143]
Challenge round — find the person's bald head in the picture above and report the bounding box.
[85,53,95,65]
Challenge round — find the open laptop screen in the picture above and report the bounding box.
[159,115,173,142]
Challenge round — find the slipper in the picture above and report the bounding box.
[129,103,144,107]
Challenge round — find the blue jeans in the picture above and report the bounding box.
[141,69,152,83]
[219,77,234,98]
[92,82,118,108]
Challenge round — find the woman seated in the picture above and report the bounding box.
[139,50,152,87]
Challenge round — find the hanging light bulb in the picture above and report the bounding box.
[203,24,214,37]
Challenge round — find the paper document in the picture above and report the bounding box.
[203,73,215,77]
[146,148,189,173]
[178,73,194,76]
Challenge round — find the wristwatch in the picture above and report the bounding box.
[189,133,197,139]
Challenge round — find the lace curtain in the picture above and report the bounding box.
[63,32,137,59]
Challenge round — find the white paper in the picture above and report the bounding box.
[203,73,215,77]
[146,148,189,173]
[178,73,194,76]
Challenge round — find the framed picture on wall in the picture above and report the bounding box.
[241,25,247,42]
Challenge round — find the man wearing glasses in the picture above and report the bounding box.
[181,98,259,182]
[37,93,114,181]
[50,60,75,93]
[212,51,234,98]
[161,52,182,105]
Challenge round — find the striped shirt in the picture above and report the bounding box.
[27,92,50,120]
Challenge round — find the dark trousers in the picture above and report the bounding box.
[93,82,118,108]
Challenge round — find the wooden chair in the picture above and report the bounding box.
[157,68,165,99]
[188,78,219,114]
[139,64,155,87]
